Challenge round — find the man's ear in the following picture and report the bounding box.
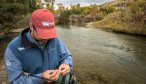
[29,22,33,31]
[29,22,32,28]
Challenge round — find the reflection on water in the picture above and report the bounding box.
[56,25,146,84]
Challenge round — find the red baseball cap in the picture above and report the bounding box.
[30,9,57,39]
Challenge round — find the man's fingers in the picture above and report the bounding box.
[42,70,61,81]
[49,70,57,79]
[59,66,64,71]
[58,64,71,75]
[60,68,66,73]
[51,70,60,80]
[61,69,70,75]
[46,70,55,74]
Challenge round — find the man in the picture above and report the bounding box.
[4,9,73,84]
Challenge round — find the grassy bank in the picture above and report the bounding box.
[86,0,146,35]
[90,12,146,35]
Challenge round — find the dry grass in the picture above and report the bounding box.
[91,11,146,35]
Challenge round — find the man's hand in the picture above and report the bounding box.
[41,70,60,81]
[59,64,70,76]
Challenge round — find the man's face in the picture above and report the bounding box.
[31,26,48,45]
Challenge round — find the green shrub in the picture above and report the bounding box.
[0,3,27,33]
[58,10,72,24]
[102,5,116,14]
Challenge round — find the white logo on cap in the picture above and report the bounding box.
[42,22,49,26]
[42,22,55,27]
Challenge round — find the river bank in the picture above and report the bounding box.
[85,8,146,36]
[86,21,146,36]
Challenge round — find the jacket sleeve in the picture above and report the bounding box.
[4,47,44,84]
[58,40,73,69]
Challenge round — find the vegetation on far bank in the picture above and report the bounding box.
[91,0,146,35]
[49,0,146,35]
[41,0,145,35]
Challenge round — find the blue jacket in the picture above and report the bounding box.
[4,28,73,84]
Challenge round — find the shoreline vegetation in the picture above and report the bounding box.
[86,10,146,35]
[55,0,146,36]
[0,0,37,40]
[85,0,146,36]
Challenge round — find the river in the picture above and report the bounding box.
[0,25,146,84]
[56,25,146,84]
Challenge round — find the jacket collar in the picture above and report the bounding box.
[21,28,36,47]
[21,28,53,49]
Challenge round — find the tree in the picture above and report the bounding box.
[70,4,81,14]
[102,5,116,14]
[81,6,90,15]
[0,0,37,33]
[89,4,99,16]
[45,0,55,12]
[58,10,72,24]
[55,3,65,15]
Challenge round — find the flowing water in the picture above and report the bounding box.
[56,25,146,84]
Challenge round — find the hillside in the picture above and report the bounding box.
[89,0,146,35]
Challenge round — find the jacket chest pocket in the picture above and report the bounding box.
[21,49,43,73]
[48,48,60,69]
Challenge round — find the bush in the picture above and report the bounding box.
[102,5,116,14]
[0,3,27,33]
[58,10,72,24]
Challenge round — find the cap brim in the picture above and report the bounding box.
[35,27,57,39]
